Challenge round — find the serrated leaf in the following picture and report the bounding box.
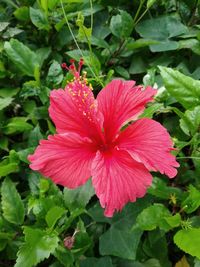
[174,228,200,259]
[1,178,24,225]
[110,10,134,38]
[15,227,59,267]
[45,206,66,228]
[159,66,200,109]
[4,39,40,77]
[64,179,94,211]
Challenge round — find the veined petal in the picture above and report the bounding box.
[91,149,152,217]
[118,118,179,178]
[97,79,156,141]
[28,133,97,188]
[49,80,103,143]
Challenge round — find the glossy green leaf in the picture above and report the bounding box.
[174,228,200,259]
[180,106,200,135]
[159,66,200,109]
[15,227,59,267]
[1,178,24,225]
[4,39,40,77]
[3,117,33,135]
[181,185,200,214]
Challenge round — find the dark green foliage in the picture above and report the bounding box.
[0,0,200,266]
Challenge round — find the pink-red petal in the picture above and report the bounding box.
[97,79,156,142]
[49,81,103,144]
[117,118,179,178]
[28,133,97,188]
[91,149,152,217]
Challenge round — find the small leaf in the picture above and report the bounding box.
[180,106,200,135]
[15,227,59,267]
[3,117,33,135]
[110,10,134,38]
[147,0,158,9]
[47,60,63,85]
[0,97,13,110]
[181,185,200,214]
[175,256,190,267]
[174,228,200,259]
[14,7,29,21]
[64,179,94,211]
[159,66,200,109]
[1,178,24,225]
[0,22,9,32]
[45,206,66,228]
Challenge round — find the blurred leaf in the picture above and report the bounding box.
[147,0,158,9]
[115,66,130,79]
[45,206,66,229]
[110,10,134,38]
[4,38,40,77]
[64,179,94,211]
[15,227,59,267]
[159,66,200,109]
[174,228,200,259]
[2,27,23,38]
[30,7,50,31]
[175,256,190,267]
[3,117,33,135]
[0,22,9,32]
[1,178,24,225]
[0,97,13,110]
[14,7,30,21]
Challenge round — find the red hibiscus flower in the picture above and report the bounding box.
[28,60,179,217]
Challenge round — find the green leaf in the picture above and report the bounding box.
[3,117,33,135]
[15,227,59,267]
[114,66,130,79]
[64,179,94,211]
[181,185,200,214]
[159,66,200,109]
[14,7,30,21]
[1,178,24,225]
[180,106,200,135]
[164,213,181,228]
[110,10,134,38]
[80,257,113,267]
[30,7,50,31]
[0,162,19,177]
[0,97,13,110]
[136,204,171,231]
[136,15,187,40]
[147,0,158,9]
[47,60,63,85]
[4,39,40,77]
[174,228,200,259]
[99,227,142,260]
[45,206,66,228]
[0,22,9,32]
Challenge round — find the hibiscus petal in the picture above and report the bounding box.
[49,80,103,143]
[117,118,179,178]
[97,79,156,141]
[91,149,152,217]
[28,133,97,188]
